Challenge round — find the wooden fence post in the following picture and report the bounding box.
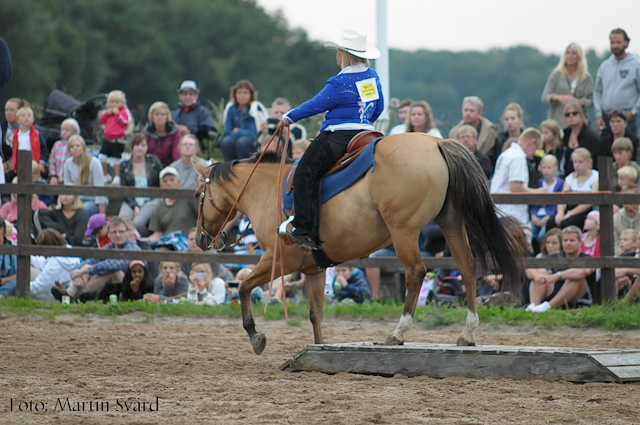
[598,156,615,302]
[15,151,32,296]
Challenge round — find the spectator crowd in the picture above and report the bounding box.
[1,28,640,309]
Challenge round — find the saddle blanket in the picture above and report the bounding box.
[282,136,384,214]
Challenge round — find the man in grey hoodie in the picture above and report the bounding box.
[594,28,640,138]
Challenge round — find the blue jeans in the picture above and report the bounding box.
[338,285,371,303]
[369,247,396,258]
[219,134,256,161]
[82,199,107,216]
[531,223,548,243]
[0,280,17,296]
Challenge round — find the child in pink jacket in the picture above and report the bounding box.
[99,90,131,184]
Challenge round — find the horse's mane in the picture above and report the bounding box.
[210,151,294,182]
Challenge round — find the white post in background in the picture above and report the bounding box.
[375,0,390,132]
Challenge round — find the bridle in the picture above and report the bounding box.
[197,169,230,251]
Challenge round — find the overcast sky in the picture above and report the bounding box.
[257,0,640,56]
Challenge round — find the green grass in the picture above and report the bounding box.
[1,297,639,331]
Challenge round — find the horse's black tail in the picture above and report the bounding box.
[436,139,524,298]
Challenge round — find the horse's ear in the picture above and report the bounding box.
[192,158,210,177]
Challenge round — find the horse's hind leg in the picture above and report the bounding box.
[437,216,479,346]
[386,238,426,345]
[304,270,326,344]
[239,259,273,355]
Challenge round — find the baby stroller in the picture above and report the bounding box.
[36,89,107,150]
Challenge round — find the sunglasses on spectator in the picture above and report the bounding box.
[564,111,580,117]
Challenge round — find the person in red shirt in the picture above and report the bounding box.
[83,214,111,248]
[11,106,48,174]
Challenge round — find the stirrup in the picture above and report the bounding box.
[278,215,296,236]
[277,216,319,252]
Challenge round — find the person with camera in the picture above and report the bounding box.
[187,262,227,306]
[259,98,307,151]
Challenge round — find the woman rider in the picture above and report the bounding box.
[279,29,384,250]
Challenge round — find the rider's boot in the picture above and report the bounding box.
[278,216,320,252]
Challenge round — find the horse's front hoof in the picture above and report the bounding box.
[456,335,476,346]
[385,334,404,346]
[251,333,267,355]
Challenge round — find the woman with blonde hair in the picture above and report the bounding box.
[405,101,442,137]
[35,192,89,246]
[555,147,599,229]
[541,43,593,128]
[279,29,384,250]
[187,262,227,306]
[142,101,181,167]
[63,134,107,216]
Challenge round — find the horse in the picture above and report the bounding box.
[192,133,522,355]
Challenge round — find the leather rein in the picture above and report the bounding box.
[197,122,290,251]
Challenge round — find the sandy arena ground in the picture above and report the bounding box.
[0,315,639,424]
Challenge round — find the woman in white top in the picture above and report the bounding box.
[405,101,442,138]
[187,262,227,306]
[63,135,107,216]
[555,147,599,229]
[0,228,82,300]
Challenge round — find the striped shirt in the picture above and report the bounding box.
[48,140,69,179]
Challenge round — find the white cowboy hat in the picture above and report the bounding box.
[324,29,380,60]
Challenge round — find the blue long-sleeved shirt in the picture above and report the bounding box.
[284,63,384,132]
[77,239,141,276]
[171,102,217,136]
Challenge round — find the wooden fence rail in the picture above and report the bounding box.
[1,152,638,301]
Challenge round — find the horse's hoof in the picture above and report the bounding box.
[385,334,404,346]
[456,336,476,346]
[251,333,267,355]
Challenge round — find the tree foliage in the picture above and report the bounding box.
[0,0,336,122]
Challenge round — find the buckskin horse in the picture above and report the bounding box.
[192,132,522,355]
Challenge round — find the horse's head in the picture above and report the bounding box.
[192,158,231,251]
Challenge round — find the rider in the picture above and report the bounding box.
[279,29,384,250]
